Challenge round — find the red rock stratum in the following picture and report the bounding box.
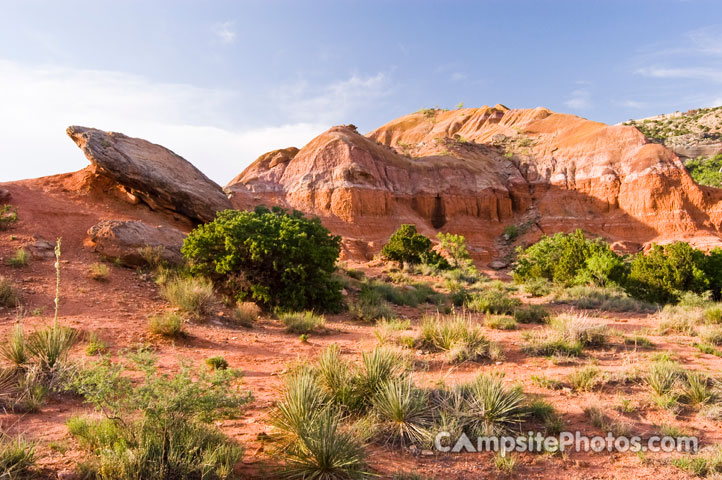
[226,106,722,262]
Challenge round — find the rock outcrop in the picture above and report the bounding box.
[227,106,722,262]
[67,126,231,223]
[87,220,186,266]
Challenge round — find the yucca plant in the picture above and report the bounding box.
[273,370,329,441]
[26,325,78,372]
[279,408,370,480]
[0,434,36,479]
[371,376,431,447]
[418,314,494,363]
[316,345,359,410]
[455,373,527,436]
[1,324,27,367]
[355,347,402,403]
[647,361,682,396]
[682,371,714,407]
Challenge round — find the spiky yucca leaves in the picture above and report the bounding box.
[453,373,527,437]
[26,325,78,372]
[647,360,682,396]
[682,371,715,407]
[316,345,359,411]
[355,347,402,403]
[1,324,27,367]
[0,434,36,479]
[371,376,432,447]
[418,314,494,363]
[280,409,370,480]
[273,370,330,441]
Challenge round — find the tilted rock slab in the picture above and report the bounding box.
[67,126,231,223]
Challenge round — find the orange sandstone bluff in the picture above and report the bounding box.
[226,106,722,263]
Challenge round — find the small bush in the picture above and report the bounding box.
[88,262,109,281]
[522,329,583,357]
[85,332,107,356]
[467,289,521,314]
[523,278,552,297]
[681,371,714,407]
[280,311,326,334]
[206,356,229,370]
[418,314,497,363]
[183,207,343,312]
[8,248,29,268]
[513,305,550,323]
[647,360,682,396]
[623,335,654,348]
[655,306,699,335]
[0,205,18,230]
[232,301,260,328]
[485,315,517,330]
[160,275,215,319]
[148,312,184,337]
[568,366,604,392]
[530,374,563,390]
[436,232,474,270]
[137,245,166,269]
[503,225,519,241]
[351,283,394,322]
[0,276,20,308]
[26,325,79,372]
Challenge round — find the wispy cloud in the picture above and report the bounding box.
[564,88,591,110]
[275,72,393,124]
[637,66,722,83]
[212,21,236,44]
[0,59,325,183]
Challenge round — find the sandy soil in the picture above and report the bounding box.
[0,176,716,479]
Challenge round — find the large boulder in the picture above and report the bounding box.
[67,126,231,223]
[87,220,186,266]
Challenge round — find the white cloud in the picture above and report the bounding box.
[274,72,392,124]
[212,21,236,44]
[637,66,722,83]
[0,59,325,184]
[564,88,591,110]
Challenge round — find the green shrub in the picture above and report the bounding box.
[522,278,552,297]
[504,225,519,241]
[513,230,625,287]
[436,232,474,270]
[350,284,394,322]
[382,224,450,270]
[280,311,326,334]
[8,248,29,268]
[626,242,711,304]
[686,154,722,188]
[85,332,107,356]
[513,305,550,323]
[467,289,521,314]
[148,312,184,337]
[0,205,18,230]
[0,276,19,308]
[160,275,215,319]
[568,366,604,392]
[206,356,229,370]
[484,315,517,330]
[88,262,109,281]
[68,360,250,480]
[183,207,342,312]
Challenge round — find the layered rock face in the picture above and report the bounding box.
[67,126,231,223]
[227,106,722,262]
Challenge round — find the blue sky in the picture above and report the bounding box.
[1,0,720,184]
